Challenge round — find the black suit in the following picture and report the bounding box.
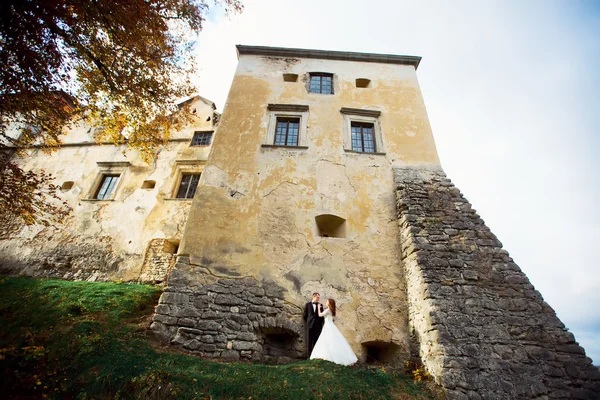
[303,301,324,357]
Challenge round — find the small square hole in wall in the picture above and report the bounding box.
[166,239,180,254]
[61,181,74,191]
[315,214,346,238]
[356,78,371,88]
[141,180,156,189]
[361,341,400,363]
[283,73,298,82]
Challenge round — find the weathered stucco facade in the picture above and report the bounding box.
[0,96,218,283]
[151,46,441,363]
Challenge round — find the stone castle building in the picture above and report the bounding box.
[1,95,219,283]
[2,45,599,399]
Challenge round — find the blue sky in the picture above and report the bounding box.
[193,0,600,363]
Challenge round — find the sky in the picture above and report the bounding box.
[192,0,600,363]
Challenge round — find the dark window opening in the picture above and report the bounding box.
[283,73,299,82]
[141,180,156,189]
[315,214,346,238]
[259,328,303,364]
[61,181,74,191]
[176,173,200,199]
[356,78,371,88]
[309,73,333,94]
[351,122,376,153]
[166,239,180,255]
[191,131,213,146]
[362,341,400,364]
[274,117,300,146]
[95,175,119,200]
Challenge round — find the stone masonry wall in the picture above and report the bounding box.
[150,256,305,363]
[394,167,600,400]
[139,239,177,283]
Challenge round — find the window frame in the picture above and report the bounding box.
[168,160,204,201]
[274,117,301,147]
[86,161,130,201]
[190,131,214,147]
[175,172,201,199]
[94,174,121,200]
[350,122,377,153]
[308,73,334,94]
[340,108,385,154]
[263,104,309,149]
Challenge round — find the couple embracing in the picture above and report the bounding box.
[302,292,358,366]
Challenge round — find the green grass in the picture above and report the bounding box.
[0,276,440,399]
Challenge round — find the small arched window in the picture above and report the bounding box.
[315,214,346,238]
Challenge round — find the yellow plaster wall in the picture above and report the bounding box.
[0,98,217,281]
[179,55,441,357]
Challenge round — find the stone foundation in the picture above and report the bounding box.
[150,256,305,363]
[394,167,600,400]
[0,236,125,282]
[139,239,177,283]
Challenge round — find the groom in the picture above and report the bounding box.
[302,292,324,358]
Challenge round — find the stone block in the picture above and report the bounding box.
[159,292,190,305]
[224,320,241,331]
[206,284,230,294]
[231,314,250,325]
[240,350,252,358]
[233,340,258,351]
[196,320,222,331]
[248,297,273,306]
[221,350,240,360]
[174,306,202,318]
[178,318,196,327]
[202,344,217,352]
[249,305,268,313]
[202,335,215,344]
[214,294,245,306]
[155,304,170,314]
[236,332,255,341]
[185,339,201,350]
[153,314,178,325]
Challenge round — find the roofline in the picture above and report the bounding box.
[177,94,217,110]
[236,45,421,69]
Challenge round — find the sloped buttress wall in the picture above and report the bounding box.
[394,167,600,400]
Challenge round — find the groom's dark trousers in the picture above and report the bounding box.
[303,302,324,357]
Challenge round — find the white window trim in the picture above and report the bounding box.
[263,104,309,148]
[340,108,385,154]
[85,161,130,201]
[168,160,204,200]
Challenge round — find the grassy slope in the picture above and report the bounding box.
[0,277,439,399]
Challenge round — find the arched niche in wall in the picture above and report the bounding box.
[315,214,347,238]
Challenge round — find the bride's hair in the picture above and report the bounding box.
[327,298,336,317]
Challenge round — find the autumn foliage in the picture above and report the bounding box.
[0,0,243,227]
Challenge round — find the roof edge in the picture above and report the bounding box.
[236,45,421,69]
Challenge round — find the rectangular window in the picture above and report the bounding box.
[309,73,333,94]
[95,174,120,200]
[274,117,300,146]
[176,173,201,199]
[351,122,376,153]
[191,131,213,146]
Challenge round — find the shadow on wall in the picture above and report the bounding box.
[258,326,304,364]
[361,341,403,364]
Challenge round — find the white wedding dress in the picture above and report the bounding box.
[310,309,358,366]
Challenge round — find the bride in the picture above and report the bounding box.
[310,298,358,366]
